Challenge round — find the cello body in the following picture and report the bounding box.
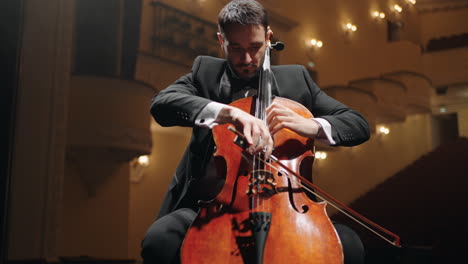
[180,96,343,264]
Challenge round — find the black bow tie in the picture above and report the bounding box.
[230,76,259,92]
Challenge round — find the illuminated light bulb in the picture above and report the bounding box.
[379,126,390,135]
[372,11,386,19]
[394,4,403,13]
[315,151,328,160]
[408,0,416,4]
[345,23,357,33]
[138,155,150,167]
[308,38,323,49]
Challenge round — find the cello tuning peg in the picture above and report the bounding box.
[271,42,285,51]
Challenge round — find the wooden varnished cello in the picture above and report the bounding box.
[180,41,400,264]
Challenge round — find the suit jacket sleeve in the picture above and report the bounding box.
[301,67,370,146]
[150,56,214,127]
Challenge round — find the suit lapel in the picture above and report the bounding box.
[218,70,233,104]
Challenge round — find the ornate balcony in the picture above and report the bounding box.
[150,1,220,67]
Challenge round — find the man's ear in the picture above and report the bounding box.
[217,32,228,55]
[217,32,224,46]
[266,26,273,42]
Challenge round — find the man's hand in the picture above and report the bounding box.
[216,105,273,158]
[266,103,321,138]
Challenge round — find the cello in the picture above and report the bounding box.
[180,41,400,264]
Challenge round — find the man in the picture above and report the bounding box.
[142,0,370,263]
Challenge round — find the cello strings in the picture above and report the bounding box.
[260,41,273,215]
[236,140,401,247]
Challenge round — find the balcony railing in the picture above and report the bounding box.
[150,1,220,66]
[426,32,468,53]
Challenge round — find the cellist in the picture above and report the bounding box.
[142,0,370,263]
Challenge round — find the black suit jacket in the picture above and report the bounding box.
[150,56,370,219]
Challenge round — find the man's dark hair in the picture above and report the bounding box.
[218,0,268,37]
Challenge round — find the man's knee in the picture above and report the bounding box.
[334,223,365,264]
[141,208,197,264]
[141,223,171,262]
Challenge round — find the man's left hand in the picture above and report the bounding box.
[266,103,321,138]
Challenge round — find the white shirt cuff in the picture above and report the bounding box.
[196,103,336,146]
[313,117,336,145]
[195,102,225,128]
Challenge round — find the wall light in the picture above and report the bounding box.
[378,126,390,135]
[315,151,327,160]
[137,155,150,167]
[406,0,416,5]
[308,38,324,48]
[393,4,403,13]
[372,11,386,19]
[130,155,150,183]
[345,23,358,33]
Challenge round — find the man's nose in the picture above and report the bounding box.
[241,51,252,64]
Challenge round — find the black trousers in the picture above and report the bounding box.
[141,208,365,264]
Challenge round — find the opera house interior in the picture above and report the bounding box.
[1,0,467,263]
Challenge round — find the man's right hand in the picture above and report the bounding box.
[215,105,273,159]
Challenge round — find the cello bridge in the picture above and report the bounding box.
[247,170,278,197]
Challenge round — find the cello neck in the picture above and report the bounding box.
[255,41,273,122]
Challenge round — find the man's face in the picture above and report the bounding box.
[218,24,271,80]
